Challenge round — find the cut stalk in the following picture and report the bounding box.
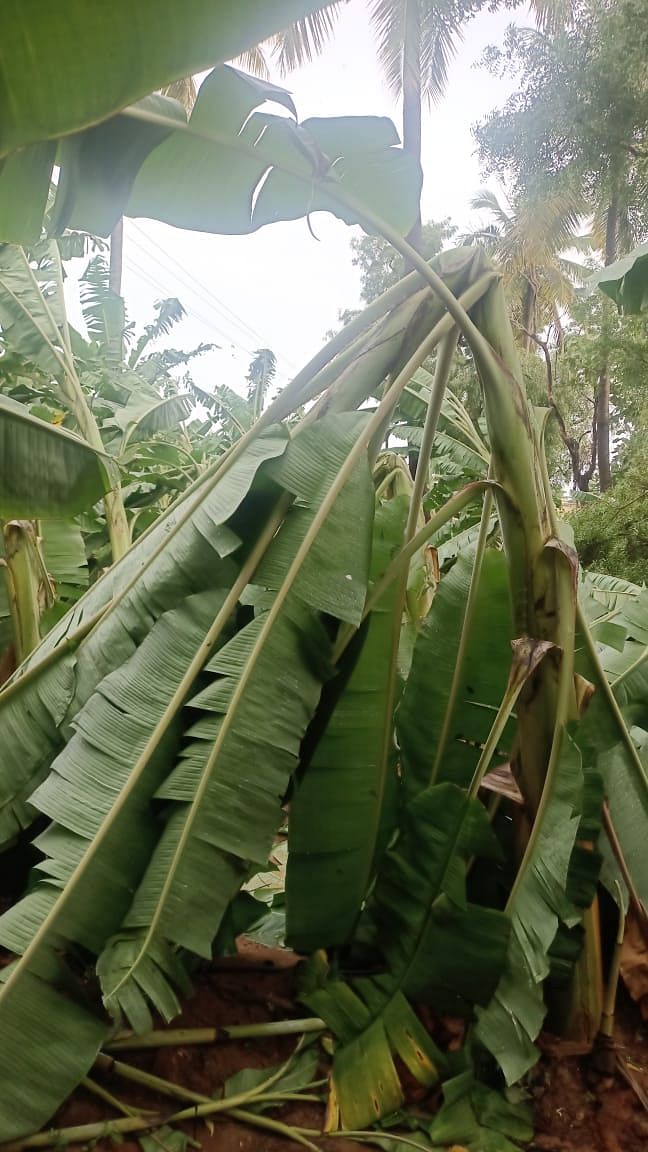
[107,1017,325,1051]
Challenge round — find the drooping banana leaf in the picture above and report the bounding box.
[302,783,510,1129]
[286,493,409,953]
[0,3,335,157]
[0,426,288,845]
[54,66,421,240]
[0,411,377,1137]
[475,733,600,1083]
[573,577,648,908]
[96,413,376,1031]
[99,598,333,1032]
[0,590,233,1139]
[397,548,514,796]
[586,239,648,314]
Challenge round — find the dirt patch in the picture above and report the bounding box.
[531,1002,648,1152]
[30,947,648,1152]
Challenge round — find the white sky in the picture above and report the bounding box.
[65,1,523,394]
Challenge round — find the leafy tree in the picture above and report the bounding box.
[571,418,648,583]
[474,0,648,488]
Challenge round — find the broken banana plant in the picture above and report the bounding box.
[0,238,646,1147]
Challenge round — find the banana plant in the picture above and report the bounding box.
[0,68,647,1147]
[0,234,639,1148]
[0,242,131,559]
[0,244,222,668]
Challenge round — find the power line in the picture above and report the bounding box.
[128,220,280,352]
[125,242,254,353]
[126,220,299,374]
[124,253,263,370]
[122,255,292,391]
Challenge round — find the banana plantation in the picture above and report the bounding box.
[1,2,647,1150]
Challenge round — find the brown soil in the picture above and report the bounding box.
[38,944,648,1152]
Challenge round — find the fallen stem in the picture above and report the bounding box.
[95,1052,209,1105]
[0,1115,154,1150]
[81,1075,142,1117]
[329,1131,436,1151]
[107,1017,325,1051]
[226,1109,322,1151]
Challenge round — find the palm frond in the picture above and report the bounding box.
[234,46,271,80]
[419,0,466,104]
[158,76,197,113]
[370,0,468,104]
[529,0,575,35]
[271,3,345,74]
[469,188,511,229]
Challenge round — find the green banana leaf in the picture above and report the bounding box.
[302,783,510,1129]
[53,66,421,240]
[0,590,230,1139]
[574,575,648,909]
[286,494,409,952]
[0,426,288,846]
[0,243,70,377]
[586,240,648,314]
[428,1069,533,1152]
[475,734,599,1083]
[0,395,115,517]
[397,548,514,796]
[98,412,376,1030]
[0,412,377,1138]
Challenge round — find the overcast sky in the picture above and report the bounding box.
[65,1,522,395]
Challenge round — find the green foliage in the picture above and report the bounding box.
[48,66,422,243]
[302,783,509,1128]
[0,395,114,518]
[475,1,648,219]
[571,427,648,586]
[286,493,408,952]
[397,549,513,794]
[428,1070,533,1152]
[588,238,648,314]
[0,1,338,191]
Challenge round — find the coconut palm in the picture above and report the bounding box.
[463,185,589,350]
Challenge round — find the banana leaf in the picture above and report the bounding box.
[302,783,510,1128]
[397,548,514,796]
[286,493,409,952]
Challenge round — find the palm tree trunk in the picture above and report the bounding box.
[596,195,618,492]
[402,0,422,253]
[520,280,536,353]
[109,217,124,296]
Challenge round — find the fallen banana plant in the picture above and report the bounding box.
[0,233,647,1150]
